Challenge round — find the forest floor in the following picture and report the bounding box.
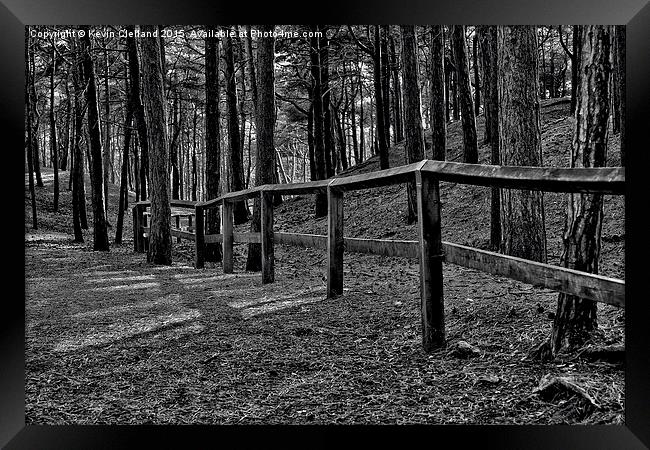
[24,99,625,425]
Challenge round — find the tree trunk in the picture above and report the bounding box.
[380,25,391,146]
[71,45,86,242]
[224,30,249,224]
[115,103,133,244]
[29,39,44,188]
[478,26,501,250]
[126,27,149,201]
[350,83,360,164]
[358,57,365,162]
[615,25,625,166]
[204,29,222,262]
[451,45,460,122]
[50,38,59,212]
[549,26,612,357]
[430,25,447,161]
[451,25,478,163]
[245,25,258,111]
[472,34,481,116]
[191,105,198,201]
[400,25,426,224]
[390,33,404,143]
[334,106,348,171]
[246,25,276,272]
[140,25,172,264]
[307,98,316,180]
[25,28,38,229]
[310,27,328,218]
[320,30,335,178]
[498,26,546,262]
[169,83,181,200]
[570,26,581,114]
[374,26,390,169]
[103,39,111,218]
[549,33,556,98]
[80,26,110,251]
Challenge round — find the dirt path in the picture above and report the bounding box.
[24,102,625,424]
[25,227,624,424]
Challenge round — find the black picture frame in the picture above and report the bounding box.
[6,0,649,447]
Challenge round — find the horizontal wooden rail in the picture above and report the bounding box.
[143,226,195,242]
[441,243,625,307]
[201,186,261,208]
[275,233,418,258]
[421,160,625,194]
[136,160,626,353]
[203,232,262,244]
[328,161,424,192]
[141,224,624,307]
[271,232,625,306]
[263,179,331,195]
[135,199,198,208]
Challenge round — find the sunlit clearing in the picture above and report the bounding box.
[172,271,257,280]
[91,282,160,292]
[152,322,204,340]
[40,256,78,263]
[151,265,195,271]
[242,296,323,319]
[176,273,257,286]
[88,270,137,276]
[71,294,181,319]
[54,308,201,352]
[227,288,325,309]
[89,275,157,284]
[25,232,71,242]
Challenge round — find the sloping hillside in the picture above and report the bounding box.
[24,98,625,425]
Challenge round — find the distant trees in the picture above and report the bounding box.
[125,27,149,202]
[71,38,88,242]
[550,26,613,356]
[114,47,135,245]
[25,28,38,230]
[23,24,623,300]
[614,26,626,165]
[451,25,478,163]
[429,25,446,161]
[497,26,547,262]
[80,25,110,251]
[349,25,390,169]
[246,25,277,272]
[49,37,59,212]
[224,29,249,224]
[478,25,501,250]
[204,28,222,263]
[400,25,425,224]
[140,27,172,264]
[309,25,329,218]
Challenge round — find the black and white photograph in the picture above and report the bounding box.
[7,6,647,444]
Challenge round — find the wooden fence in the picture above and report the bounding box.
[132,160,625,352]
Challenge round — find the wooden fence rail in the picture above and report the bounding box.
[133,160,625,353]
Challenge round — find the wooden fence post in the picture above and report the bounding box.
[175,215,181,243]
[134,204,146,253]
[416,170,445,352]
[222,201,234,274]
[188,214,193,231]
[132,205,139,252]
[142,211,149,252]
[195,205,205,269]
[327,186,344,298]
[261,191,274,284]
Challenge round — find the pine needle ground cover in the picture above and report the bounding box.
[25,102,624,424]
